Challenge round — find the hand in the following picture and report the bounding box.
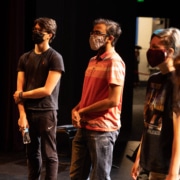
[131,163,139,180]
[18,115,29,135]
[72,110,81,128]
[13,91,22,104]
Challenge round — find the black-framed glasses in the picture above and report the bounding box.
[32,28,47,34]
[90,31,107,36]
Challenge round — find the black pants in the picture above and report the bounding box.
[26,110,58,180]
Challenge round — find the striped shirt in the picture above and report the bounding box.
[79,49,125,131]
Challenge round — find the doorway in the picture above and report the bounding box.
[135,17,169,82]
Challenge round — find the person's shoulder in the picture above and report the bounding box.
[148,71,173,84]
[112,50,122,59]
[49,47,60,53]
[112,51,125,64]
[49,47,63,57]
[150,71,161,76]
[89,56,97,61]
[19,50,33,59]
[148,71,161,79]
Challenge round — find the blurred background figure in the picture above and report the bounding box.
[134,45,142,87]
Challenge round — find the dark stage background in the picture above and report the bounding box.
[2,0,180,152]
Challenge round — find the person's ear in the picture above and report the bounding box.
[47,33,53,40]
[108,35,114,41]
[168,48,174,56]
[107,35,114,43]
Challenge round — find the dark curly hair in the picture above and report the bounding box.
[33,17,57,43]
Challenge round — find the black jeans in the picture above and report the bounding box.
[26,110,58,180]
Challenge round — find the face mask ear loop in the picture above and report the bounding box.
[164,51,168,58]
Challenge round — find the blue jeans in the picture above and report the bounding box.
[70,128,119,180]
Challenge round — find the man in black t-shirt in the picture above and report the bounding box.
[13,17,65,180]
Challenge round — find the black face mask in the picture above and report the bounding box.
[146,49,167,67]
[32,32,44,44]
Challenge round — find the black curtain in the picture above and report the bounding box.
[3,0,26,151]
[4,0,171,152]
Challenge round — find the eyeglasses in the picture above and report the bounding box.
[90,31,107,36]
[32,28,47,34]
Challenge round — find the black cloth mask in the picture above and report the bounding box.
[146,49,167,67]
[32,32,45,44]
